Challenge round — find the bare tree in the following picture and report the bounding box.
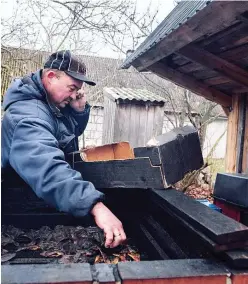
[134,70,224,152]
[1,0,161,100]
[2,0,225,156]
[2,0,160,55]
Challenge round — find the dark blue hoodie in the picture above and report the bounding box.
[2,70,104,216]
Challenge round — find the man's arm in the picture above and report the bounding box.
[91,202,126,248]
[69,89,90,136]
[10,117,126,247]
[10,117,104,216]
[69,103,90,136]
[68,90,126,247]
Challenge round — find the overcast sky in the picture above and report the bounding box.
[2,0,175,58]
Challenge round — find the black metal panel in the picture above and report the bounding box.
[134,147,161,165]
[214,173,248,208]
[74,158,164,189]
[150,188,248,244]
[135,126,203,186]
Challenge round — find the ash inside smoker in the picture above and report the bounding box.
[1,225,141,264]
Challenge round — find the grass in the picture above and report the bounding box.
[206,158,225,185]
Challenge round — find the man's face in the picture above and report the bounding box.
[46,71,83,108]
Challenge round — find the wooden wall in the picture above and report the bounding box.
[1,48,46,99]
[102,97,117,144]
[242,97,248,174]
[226,94,248,173]
[102,98,164,147]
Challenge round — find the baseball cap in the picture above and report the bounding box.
[44,50,96,86]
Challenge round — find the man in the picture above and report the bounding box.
[1,50,126,248]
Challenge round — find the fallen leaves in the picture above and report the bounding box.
[40,251,63,258]
[93,245,140,264]
[128,252,140,261]
[1,225,141,264]
[1,253,16,263]
[185,184,213,202]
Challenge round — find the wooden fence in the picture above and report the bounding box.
[1,48,48,99]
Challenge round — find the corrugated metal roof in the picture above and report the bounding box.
[103,87,167,103]
[121,0,212,69]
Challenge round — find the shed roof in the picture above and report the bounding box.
[121,0,211,69]
[120,1,248,109]
[1,47,225,115]
[103,87,167,103]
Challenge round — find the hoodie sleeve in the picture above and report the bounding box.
[70,102,91,137]
[9,117,104,217]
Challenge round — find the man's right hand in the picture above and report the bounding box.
[91,202,126,248]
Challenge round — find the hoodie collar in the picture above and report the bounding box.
[32,70,63,118]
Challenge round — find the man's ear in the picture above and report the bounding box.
[47,71,57,79]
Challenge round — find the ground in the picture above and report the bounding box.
[178,158,225,202]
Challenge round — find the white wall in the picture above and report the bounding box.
[202,118,227,159]
[79,108,227,159]
[162,113,227,159]
[78,106,104,149]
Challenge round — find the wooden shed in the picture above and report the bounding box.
[121,0,248,174]
[102,87,166,147]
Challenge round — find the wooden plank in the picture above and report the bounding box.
[145,105,155,144]
[153,197,248,252]
[182,45,248,82]
[152,105,164,137]
[191,69,219,81]
[231,271,248,284]
[149,62,232,108]
[223,248,248,269]
[177,62,204,73]
[204,76,231,86]
[72,126,203,189]
[238,14,248,26]
[219,43,248,61]
[199,22,245,48]
[1,263,92,284]
[139,223,170,260]
[74,158,165,189]
[114,103,128,142]
[128,105,140,148]
[134,147,161,166]
[150,188,248,244]
[158,126,203,185]
[118,259,228,282]
[225,95,240,173]
[94,264,116,284]
[242,97,248,173]
[119,104,132,142]
[216,82,242,97]
[102,97,116,144]
[178,44,248,88]
[134,126,203,186]
[205,23,248,53]
[236,94,247,173]
[113,102,121,143]
[138,106,148,147]
[221,106,230,116]
[172,54,190,66]
[219,35,248,53]
[121,277,227,284]
[214,173,248,208]
[133,2,248,71]
[233,87,248,94]
[143,215,188,258]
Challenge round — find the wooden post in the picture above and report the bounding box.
[225,94,248,173]
[242,96,248,173]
